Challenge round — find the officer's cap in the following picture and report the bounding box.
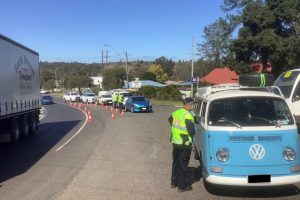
[183,97,194,105]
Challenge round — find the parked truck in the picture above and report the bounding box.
[0,34,40,143]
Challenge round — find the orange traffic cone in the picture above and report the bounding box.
[74,102,77,107]
[105,105,108,110]
[111,113,115,120]
[102,103,104,108]
[70,102,73,106]
[115,108,118,113]
[79,103,82,109]
[121,111,124,118]
[84,107,87,113]
[88,112,93,123]
[111,106,113,113]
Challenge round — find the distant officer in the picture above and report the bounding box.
[168,97,195,192]
[118,93,124,112]
[112,93,118,109]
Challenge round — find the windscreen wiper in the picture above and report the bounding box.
[218,118,242,129]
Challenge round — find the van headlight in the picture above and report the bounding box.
[216,148,230,162]
[283,147,296,161]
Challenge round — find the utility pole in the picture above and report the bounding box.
[101,50,104,68]
[105,50,108,69]
[191,37,195,98]
[125,51,129,89]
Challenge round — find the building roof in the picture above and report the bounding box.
[200,67,238,85]
[123,80,166,89]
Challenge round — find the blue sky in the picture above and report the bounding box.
[0,0,225,63]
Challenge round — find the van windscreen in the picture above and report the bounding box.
[208,97,294,127]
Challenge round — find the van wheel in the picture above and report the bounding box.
[21,115,30,139]
[239,73,275,87]
[10,118,21,144]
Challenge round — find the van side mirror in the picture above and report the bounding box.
[194,116,200,124]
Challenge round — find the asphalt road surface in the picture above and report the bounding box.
[0,98,300,200]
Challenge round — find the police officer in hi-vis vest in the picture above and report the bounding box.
[168,97,195,192]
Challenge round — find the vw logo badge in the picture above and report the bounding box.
[249,144,265,160]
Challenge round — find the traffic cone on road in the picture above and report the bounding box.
[84,107,87,113]
[74,102,77,107]
[105,105,108,110]
[88,111,93,123]
[111,106,113,113]
[70,102,73,106]
[102,103,104,109]
[115,108,118,113]
[121,111,124,118]
[79,103,82,109]
[111,113,115,120]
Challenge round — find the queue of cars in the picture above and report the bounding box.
[62,90,152,113]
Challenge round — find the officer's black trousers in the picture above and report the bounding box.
[171,144,191,189]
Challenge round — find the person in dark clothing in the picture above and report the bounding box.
[168,97,195,192]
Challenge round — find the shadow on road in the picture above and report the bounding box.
[206,182,300,198]
[0,120,81,183]
[188,166,202,185]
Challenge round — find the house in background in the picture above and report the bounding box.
[200,67,238,85]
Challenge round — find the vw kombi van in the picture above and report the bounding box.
[193,84,300,186]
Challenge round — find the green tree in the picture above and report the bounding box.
[199,17,231,67]
[140,72,156,81]
[223,0,300,75]
[63,76,93,94]
[148,64,168,82]
[43,79,56,91]
[102,67,126,89]
[154,56,175,77]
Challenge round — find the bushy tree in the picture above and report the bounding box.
[102,67,126,89]
[140,72,156,81]
[199,17,231,67]
[148,64,168,82]
[223,0,300,75]
[154,56,175,77]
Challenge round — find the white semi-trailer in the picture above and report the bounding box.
[0,34,40,143]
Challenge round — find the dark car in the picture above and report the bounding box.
[125,96,152,113]
[41,95,54,105]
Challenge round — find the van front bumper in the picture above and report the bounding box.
[206,174,300,186]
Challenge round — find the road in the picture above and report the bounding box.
[0,98,300,200]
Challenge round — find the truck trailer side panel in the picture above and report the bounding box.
[0,34,40,117]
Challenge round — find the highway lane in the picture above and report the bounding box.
[0,99,300,199]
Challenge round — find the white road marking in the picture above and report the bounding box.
[55,102,88,152]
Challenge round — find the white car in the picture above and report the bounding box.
[63,92,81,102]
[98,92,113,105]
[81,93,97,104]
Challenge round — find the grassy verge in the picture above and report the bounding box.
[149,99,182,107]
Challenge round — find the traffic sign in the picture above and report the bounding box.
[191,77,198,84]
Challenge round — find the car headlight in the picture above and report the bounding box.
[216,148,230,162]
[283,147,296,161]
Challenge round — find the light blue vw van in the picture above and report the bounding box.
[193,84,300,186]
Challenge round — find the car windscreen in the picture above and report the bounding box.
[42,96,52,99]
[208,97,294,127]
[71,93,78,95]
[86,94,95,97]
[102,95,112,98]
[132,97,146,102]
[274,71,300,98]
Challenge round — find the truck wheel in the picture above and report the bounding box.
[21,115,30,139]
[10,118,21,144]
[29,113,38,135]
[239,73,275,87]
